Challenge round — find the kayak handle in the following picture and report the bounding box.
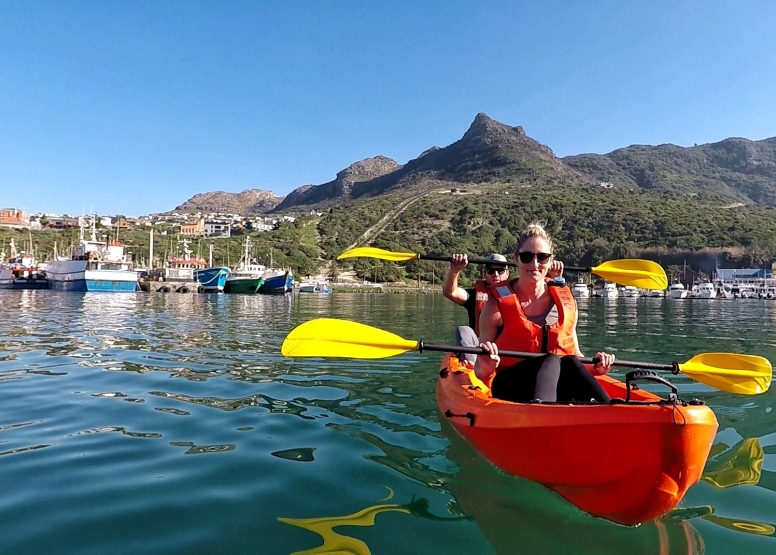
[625,370,678,403]
[444,410,476,427]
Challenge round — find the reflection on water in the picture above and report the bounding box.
[703,438,763,489]
[1,291,776,554]
[441,419,706,555]
[279,489,467,555]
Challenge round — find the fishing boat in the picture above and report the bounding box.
[0,239,48,290]
[260,268,293,294]
[224,237,265,294]
[160,239,207,281]
[436,354,718,525]
[194,266,230,293]
[571,279,590,299]
[46,219,138,292]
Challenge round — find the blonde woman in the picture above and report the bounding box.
[477,223,615,403]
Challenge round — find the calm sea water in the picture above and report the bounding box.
[1,290,775,555]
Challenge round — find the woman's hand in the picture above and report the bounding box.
[591,352,615,375]
[475,341,500,382]
[450,253,468,273]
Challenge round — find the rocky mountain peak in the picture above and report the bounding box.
[463,112,527,142]
[174,189,283,214]
[458,112,555,164]
[335,156,400,188]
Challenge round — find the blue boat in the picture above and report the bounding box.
[194,267,230,292]
[259,269,293,294]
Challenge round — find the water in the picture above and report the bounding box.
[0,291,775,554]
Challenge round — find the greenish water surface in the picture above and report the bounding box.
[0,290,774,554]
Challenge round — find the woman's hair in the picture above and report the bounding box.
[516,222,553,253]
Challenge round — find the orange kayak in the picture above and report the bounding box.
[436,354,719,525]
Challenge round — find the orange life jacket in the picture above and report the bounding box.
[472,279,490,336]
[492,278,577,358]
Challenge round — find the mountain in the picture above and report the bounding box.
[170,114,776,215]
[563,137,776,206]
[174,189,283,214]
[274,113,591,211]
[273,156,401,211]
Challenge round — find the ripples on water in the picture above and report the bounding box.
[0,291,775,554]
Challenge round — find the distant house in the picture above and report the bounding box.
[113,217,133,230]
[204,221,231,238]
[48,217,80,229]
[173,218,205,236]
[0,208,28,228]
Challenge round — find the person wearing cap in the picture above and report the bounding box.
[443,253,509,330]
[443,253,512,365]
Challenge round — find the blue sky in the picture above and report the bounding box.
[2,1,775,217]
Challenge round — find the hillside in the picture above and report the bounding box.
[139,112,776,284]
[564,137,776,206]
[170,114,776,217]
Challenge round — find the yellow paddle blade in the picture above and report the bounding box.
[281,318,419,359]
[591,259,668,290]
[679,353,773,395]
[337,247,419,262]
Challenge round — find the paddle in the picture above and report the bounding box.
[281,318,772,395]
[337,247,668,290]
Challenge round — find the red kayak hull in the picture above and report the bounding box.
[436,355,718,525]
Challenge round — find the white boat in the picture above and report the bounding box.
[669,282,687,299]
[697,282,717,299]
[601,282,618,299]
[731,284,757,299]
[621,285,640,298]
[571,280,590,299]
[718,284,734,299]
[46,219,138,292]
[643,289,664,298]
[298,281,332,294]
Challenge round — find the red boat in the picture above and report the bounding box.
[436,354,719,525]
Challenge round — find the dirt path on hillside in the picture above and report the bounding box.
[344,185,446,251]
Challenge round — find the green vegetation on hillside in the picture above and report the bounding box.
[3,183,776,286]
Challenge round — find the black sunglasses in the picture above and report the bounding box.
[517,252,552,264]
[485,267,508,275]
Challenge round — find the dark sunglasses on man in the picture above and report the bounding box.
[485,266,508,275]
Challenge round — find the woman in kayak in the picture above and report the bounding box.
[476,223,615,403]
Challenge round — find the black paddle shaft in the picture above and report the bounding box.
[419,342,679,373]
[418,254,590,273]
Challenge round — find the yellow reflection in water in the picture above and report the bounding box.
[278,489,409,555]
[701,438,763,489]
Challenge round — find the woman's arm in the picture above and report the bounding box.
[476,299,502,382]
